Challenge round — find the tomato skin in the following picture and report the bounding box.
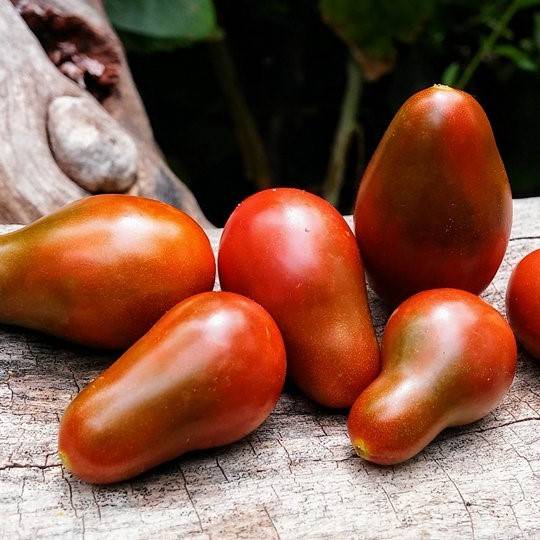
[506,249,540,360]
[218,188,380,408]
[58,291,286,484]
[0,194,215,348]
[348,289,516,465]
[354,85,512,306]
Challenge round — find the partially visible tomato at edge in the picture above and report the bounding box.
[506,249,540,360]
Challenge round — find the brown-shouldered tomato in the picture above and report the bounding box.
[348,289,516,465]
[355,86,512,305]
[0,194,215,348]
[59,291,286,484]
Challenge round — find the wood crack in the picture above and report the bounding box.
[469,416,540,434]
[263,505,281,539]
[510,235,540,241]
[178,466,204,533]
[0,463,62,471]
[434,459,476,539]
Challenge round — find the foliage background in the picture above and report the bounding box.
[105,0,540,225]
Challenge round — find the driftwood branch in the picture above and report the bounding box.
[0,0,209,226]
[1,197,539,538]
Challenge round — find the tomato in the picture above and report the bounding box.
[348,289,517,465]
[506,249,540,360]
[354,85,512,306]
[218,188,380,408]
[58,291,286,484]
[0,194,215,348]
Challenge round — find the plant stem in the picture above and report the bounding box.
[323,57,363,206]
[456,0,522,89]
[209,39,272,190]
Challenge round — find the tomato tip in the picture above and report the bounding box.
[58,450,72,472]
[353,438,369,459]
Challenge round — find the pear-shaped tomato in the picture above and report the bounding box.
[0,195,215,348]
[348,289,516,465]
[218,188,379,408]
[506,249,540,360]
[355,85,512,305]
[59,291,286,484]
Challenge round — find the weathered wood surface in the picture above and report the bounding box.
[1,198,539,539]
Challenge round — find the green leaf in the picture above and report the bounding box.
[320,0,433,80]
[105,0,219,42]
[494,43,538,71]
[442,62,461,86]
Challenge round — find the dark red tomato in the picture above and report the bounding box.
[59,291,286,484]
[506,249,540,360]
[218,188,380,408]
[348,289,516,465]
[0,194,215,348]
[355,85,512,306]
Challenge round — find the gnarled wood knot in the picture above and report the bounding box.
[47,95,138,193]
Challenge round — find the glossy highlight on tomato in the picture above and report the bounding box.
[506,249,540,360]
[354,85,512,306]
[0,194,215,348]
[218,188,380,408]
[348,289,517,465]
[58,291,286,484]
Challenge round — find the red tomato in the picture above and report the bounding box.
[348,289,517,465]
[355,85,512,306]
[0,195,215,348]
[59,291,286,484]
[506,249,540,359]
[218,188,380,408]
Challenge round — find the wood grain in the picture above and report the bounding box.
[1,198,539,539]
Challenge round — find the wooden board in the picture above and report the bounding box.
[1,198,539,539]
